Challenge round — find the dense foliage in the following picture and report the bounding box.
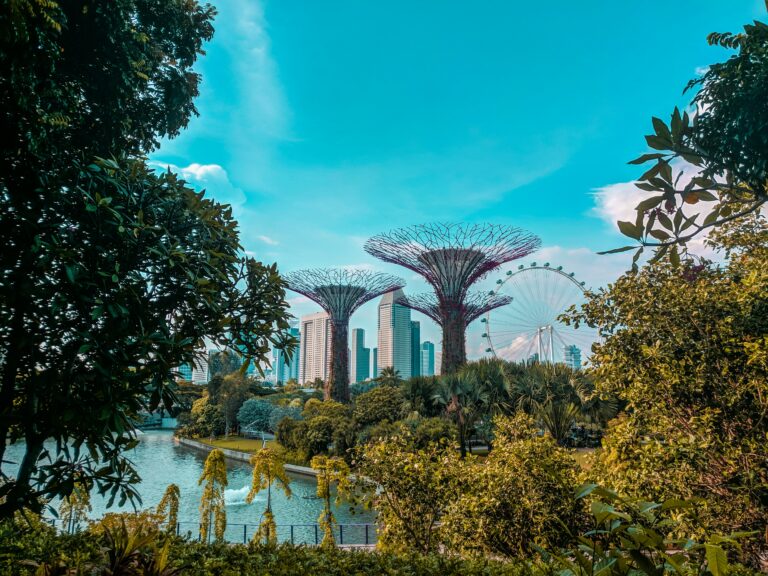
[0,1,295,518]
[0,519,536,576]
[608,16,768,262]
[571,216,768,562]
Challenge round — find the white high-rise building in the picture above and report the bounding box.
[299,311,331,384]
[191,356,209,384]
[377,289,412,379]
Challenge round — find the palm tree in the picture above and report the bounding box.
[434,372,486,457]
[402,376,439,416]
[376,366,402,387]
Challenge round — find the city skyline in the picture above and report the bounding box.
[149,1,762,362]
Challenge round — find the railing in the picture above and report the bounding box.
[56,519,378,546]
[175,521,378,546]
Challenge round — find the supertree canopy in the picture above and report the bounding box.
[365,223,540,374]
[283,268,405,403]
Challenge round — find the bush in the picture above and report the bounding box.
[0,519,536,576]
[353,386,406,427]
[268,405,302,433]
[441,413,583,560]
[411,417,457,448]
[275,417,304,450]
[302,398,349,420]
[237,399,274,432]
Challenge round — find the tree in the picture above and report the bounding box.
[401,376,440,416]
[208,350,242,380]
[442,414,582,559]
[58,478,91,534]
[198,449,228,544]
[246,448,291,545]
[0,2,295,518]
[156,484,181,534]
[569,215,768,564]
[433,373,485,458]
[310,455,351,548]
[606,13,768,263]
[218,374,251,435]
[357,436,461,554]
[237,399,275,434]
[376,367,402,388]
[353,386,406,427]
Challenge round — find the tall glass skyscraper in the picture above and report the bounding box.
[410,321,421,378]
[350,328,371,383]
[273,326,301,383]
[420,341,435,376]
[372,347,378,378]
[377,289,412,379]
[563,345,582,370]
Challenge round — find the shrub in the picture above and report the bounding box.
[411,417,457,448]
[353,386,406,427]
[302,398,349,420]
[441,413,583,560]
[268,405,302,433]
[357,436,462,554]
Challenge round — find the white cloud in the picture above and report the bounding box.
[591,163,720,260]
[151,161,247,209]
[257,235,279,246]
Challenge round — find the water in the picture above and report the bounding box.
[3,431,376,544]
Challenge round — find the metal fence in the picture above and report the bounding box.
[53,519,378,547]
[175,522,378,546]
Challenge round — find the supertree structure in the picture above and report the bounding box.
[283,268,405,403]
[364,223,540,374]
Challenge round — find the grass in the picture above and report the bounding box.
[198,436,281,454]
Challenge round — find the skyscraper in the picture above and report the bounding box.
[377,289,412,379]
[350,328,371,383]
[273,326,301,384]
[191,356,209,384]
[372,347,378,378]
[177,363,193,381]
[420,341,435,376]
[563,345,582,371]
[410,321,421,378]
[299,311,331,384]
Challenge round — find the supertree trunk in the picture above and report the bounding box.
[327,320,350,403]
[441,308,467,375]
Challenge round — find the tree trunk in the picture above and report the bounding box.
[440,307,467,375]
[327,320,350,403]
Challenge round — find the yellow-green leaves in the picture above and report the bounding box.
[198,449,228,543]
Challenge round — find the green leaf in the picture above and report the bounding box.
[629,153,665,165]
[598,245,637,255]
[635,196,664,212]
[652,117,672,142]
[705,544,728,576]
[618,221,642,240]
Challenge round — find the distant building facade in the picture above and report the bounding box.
[299,311,331,384]
[563,345,582,371]
[350,328,371,383]
[410,321,421,378]
[191,355,209,384]
[377,289,412,379]
[272,326,301,384]
[372,347,378,378]
[420,341,435,377]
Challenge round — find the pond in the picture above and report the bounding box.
[4,430,376,545]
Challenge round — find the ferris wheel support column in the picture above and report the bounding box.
[548,325,554,364]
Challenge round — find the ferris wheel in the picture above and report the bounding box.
[481,263,598,366]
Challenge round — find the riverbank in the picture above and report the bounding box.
[174,436,318,478]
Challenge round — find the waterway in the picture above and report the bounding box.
[4,430,376,544]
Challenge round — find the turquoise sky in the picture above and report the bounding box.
[154,1,765,360]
